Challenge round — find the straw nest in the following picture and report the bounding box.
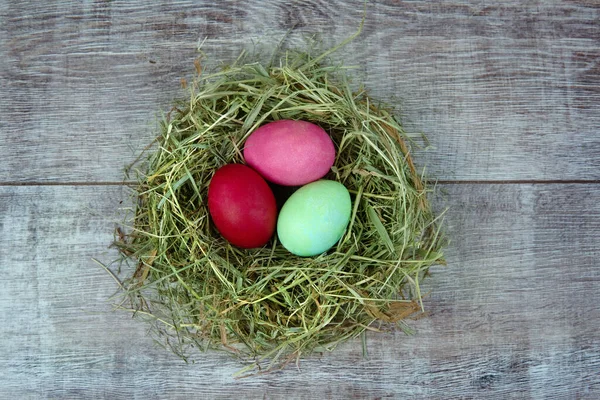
[113,46,445,375]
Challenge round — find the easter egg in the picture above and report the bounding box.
[208,164,277,248]
[243,119,336,186]
[277,180,351,257]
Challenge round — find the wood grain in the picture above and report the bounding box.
[1,0,599,183]
[1,184,598,398]
[2,1,599,398]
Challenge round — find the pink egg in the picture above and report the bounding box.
[243,120,336,186]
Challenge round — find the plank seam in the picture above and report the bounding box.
[1,180,599,187]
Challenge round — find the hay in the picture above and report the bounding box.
[112,46,446,376]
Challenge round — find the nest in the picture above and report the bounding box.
[113,46,445,376]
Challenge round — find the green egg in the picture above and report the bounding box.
[277,180,352,257]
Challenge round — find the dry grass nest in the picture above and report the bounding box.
[111,46,446,376]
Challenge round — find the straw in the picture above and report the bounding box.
[112,45,446,376]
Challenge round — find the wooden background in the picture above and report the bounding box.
[1,1,599,398]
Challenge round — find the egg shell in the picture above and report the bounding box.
[208,164,277,248]
[277,180,351,257]
[243,120,336,186]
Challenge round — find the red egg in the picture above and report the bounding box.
[208,164,277,248]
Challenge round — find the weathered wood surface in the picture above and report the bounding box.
[0,184,598,398]
[1,0,599,182]
[1,0,600,398]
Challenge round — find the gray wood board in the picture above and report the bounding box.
[1,183,598,398]
[1,1,599,183]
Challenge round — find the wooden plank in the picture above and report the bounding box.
[0,183,598,398]
[1,1,599,183]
